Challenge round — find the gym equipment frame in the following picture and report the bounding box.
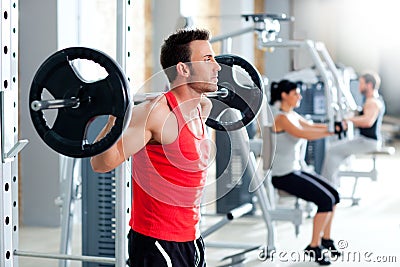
[0,1,132,266]
[259,38,358,132]
[202,14,305,265]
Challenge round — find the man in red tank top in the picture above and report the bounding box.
[91,28,221,267]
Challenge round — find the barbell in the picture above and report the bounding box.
[29,47,264,158]
[31,88,230,111]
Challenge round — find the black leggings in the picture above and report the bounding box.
[272,171,340,213]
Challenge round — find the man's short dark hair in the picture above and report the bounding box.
[361,72,381,90]
[160,28,210,82]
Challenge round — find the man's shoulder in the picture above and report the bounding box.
[131,94,170,124]
[148,94,175,124]
[365,96,381,107]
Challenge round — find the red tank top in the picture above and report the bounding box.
[130,91,211,241]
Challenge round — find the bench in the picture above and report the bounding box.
[338,146,395,205]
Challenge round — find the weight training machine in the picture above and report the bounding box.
[261,39,357,130]
[260,37,396,205]
[196,12,363,264]
[193,14,308,266]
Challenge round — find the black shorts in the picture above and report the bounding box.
[127,229,206,267]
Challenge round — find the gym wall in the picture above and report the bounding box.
[19,0,60,227]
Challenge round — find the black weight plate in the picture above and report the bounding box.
[206,54,264,131]
[29,47,130,158]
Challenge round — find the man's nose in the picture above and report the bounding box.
[216,63,221,72]
[211,58,221,72]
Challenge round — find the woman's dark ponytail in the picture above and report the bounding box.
[269,79,298,105]
[269,82,280,105]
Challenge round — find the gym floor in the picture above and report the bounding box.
[18,141,400,267]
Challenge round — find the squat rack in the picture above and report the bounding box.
[1,1,24,267]
[0,0,133,266]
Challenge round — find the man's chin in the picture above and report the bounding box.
[189,82,219,92]
[206,84,219,92]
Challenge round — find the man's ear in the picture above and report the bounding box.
[176,62,190,78]
[367,82,374,90]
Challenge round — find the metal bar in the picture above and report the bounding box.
[116,1,130,266]
[205,88,229,98]
[258,39,304,49]
[30,99,79,111]
[337,170,374,178]
[114,164,129,267]
[1,15,16,258]
[303,40,335,132]
[202,217,230,238]
[350,177,359,200]
[3,139,28,162]
[205,242,257,250]
[316,42,357,111]
[202,203,253,238]
[116,0,126,71]
[268,209,303,223]
[221,38,232,54]
[31,88,229,112]
[1,162,14,267]
[133,88,229,103]
[210,26,254,44]
[8,1,21,267]
[248,152,276,251]
[227,203,253,219]
[14,250,116,264]
[58,156,76,267]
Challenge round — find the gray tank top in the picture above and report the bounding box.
[271,109,307,176]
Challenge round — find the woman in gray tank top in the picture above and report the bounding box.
[270,80,340,265]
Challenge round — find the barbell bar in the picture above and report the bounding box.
[29,47,264,158]
[31,98,80,111]
[30,88,230,112]
[133,87,229,103]
[14,250,116,264]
